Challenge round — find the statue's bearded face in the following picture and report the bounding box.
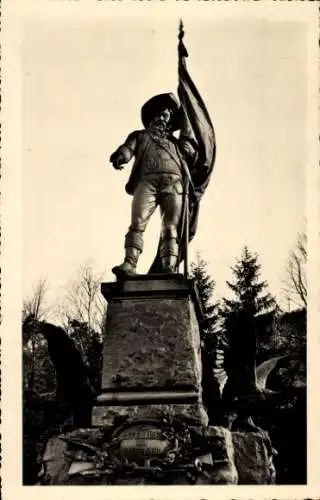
[149,108,173,134]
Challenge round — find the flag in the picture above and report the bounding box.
[177,22,216,243]
[149,23,216,274]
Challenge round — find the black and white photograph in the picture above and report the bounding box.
[2,0,319,498]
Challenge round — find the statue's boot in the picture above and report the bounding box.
[161,254,178,274]
[112,247,140,278]
[159,225,179,274]
[160,234,179,273]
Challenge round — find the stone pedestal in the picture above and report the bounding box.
[92,274,208,426]
[39,276,277,485]
[37,276,278,485]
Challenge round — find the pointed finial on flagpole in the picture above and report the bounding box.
[179,19,184,42]
[178,19,188,58]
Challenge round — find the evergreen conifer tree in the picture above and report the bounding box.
[190,253,218,348]
[223,246,275,317]
[220,246,276,398]
[190,253,220,421]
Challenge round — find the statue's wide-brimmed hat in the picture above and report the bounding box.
[141,93,181,131]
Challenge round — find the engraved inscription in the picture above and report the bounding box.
[113,424,173,462]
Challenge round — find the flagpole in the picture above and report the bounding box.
[178,20,189,279]
[183,177,189,279]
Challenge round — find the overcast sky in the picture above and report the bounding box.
[22,5,311,314]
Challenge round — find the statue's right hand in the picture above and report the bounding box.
[110,151,125,170]
[113,163,125,171]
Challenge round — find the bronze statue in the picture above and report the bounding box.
[110,94,198,276]
[110,23,216,278]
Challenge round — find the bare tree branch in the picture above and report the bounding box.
[22,277,50,391]
[284,232,307,309]
[59,261,107,336]
[23,277,49,322]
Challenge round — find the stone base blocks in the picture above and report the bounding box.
[92,274,208,426]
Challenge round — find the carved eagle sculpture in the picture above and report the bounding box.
[24,318,96,428]
[255,356,285,392]
[214,352,286,396]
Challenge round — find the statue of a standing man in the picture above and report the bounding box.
[110,93,197,277]
[110,23,216,278]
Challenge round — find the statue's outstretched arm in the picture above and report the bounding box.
[109,131,138,170]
